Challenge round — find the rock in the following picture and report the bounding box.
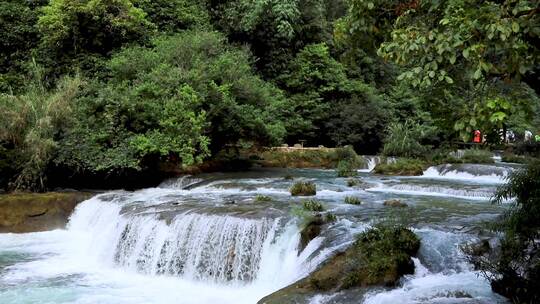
[0,192,92,233]
[383,199,407,207]
[224,199,236,205]
[258,226,420,304]
[299,215,324,252]
[468,239,491,257]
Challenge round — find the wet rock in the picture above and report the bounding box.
[224,199,236,205]
[258,226,420,304]
[383,199,408,207]
[0,192,92,233]
[299,215,324,252]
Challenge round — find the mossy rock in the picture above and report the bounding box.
[258,226,420,304]
[373,159,426,176]
[290,181,316,196]
[383,199,408,207]
[0,192,92,233]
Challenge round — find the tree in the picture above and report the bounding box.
[36,0,155,76]
[470,161,540,303]
[132,0,209,32]
[0,0,44,92]
[56,31,289,176]
[376,0,540,140]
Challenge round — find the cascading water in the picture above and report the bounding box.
[360,156,396,172]
[0,165,514,303]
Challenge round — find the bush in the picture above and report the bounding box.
[337,160,358,177]
[342,224,420,288]
[501,153,534,164]
[290,181,317,196]
[373,158,426,176]
[255,194,272,202]
[344,196,362,205]
[460,149,494,164]
[382,120,433,158]
[469,161,540,303]
[302,199,325,212]
[347,178,361,187]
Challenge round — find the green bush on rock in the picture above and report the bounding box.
[257,224,421,304]
[290,181,316,196]
[344,196,362,205]
[373,159,426,176]
[302,199,324,212]
[255,194,272,202]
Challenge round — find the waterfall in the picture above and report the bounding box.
[367,183,494,200]
[360,156,396,172]
[67,194,320,286]
[159,175,205,190]
[421,164,513,184]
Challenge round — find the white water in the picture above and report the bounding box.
[359,156,396,172]
[0,193,327,304]
[367,183,494,200]
[421,165,509,184]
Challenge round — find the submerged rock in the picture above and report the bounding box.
[258,226,420,304]
[0,192,92,233]
[383,199,408,207]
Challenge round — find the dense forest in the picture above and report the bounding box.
[0,0,539,192]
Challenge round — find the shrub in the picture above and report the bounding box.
[342,224,420,288]
[373,158,426,176]
[382,120,433,158]
[302,199,325,212]
[501,153,535,164]
[347,178,361,187]
[344,196,362,205]
[255,194,272,202]
[290,181,317,196]
[470,161,540,303]
[337,160,358,177]
[460,149,494,164]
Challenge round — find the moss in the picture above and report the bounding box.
[344,196,362,205]
[302,199,324,212]
[383,199,407,207]
[374,158,426,176]
[290,181,316,196]
[254,194,272,202]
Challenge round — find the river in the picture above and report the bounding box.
[0,160,514,303]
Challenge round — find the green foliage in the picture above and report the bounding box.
[290,181,317,196]
[347,178,361,187]
[471,161,540,303]
[57,31,287,174]
[36,0,155,76]
[373,158,426,176]
[342,223,420,288]
[382,120,434,158]
[255,194,272,202]
[132,0,209,32]
[501,153,536,164]
[302,199,325,212]
[337,160,357,177]
[0,0,43,92]
[460,149,494,164]
[0,63,82,191]
[344,196,362,205]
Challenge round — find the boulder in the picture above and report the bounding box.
[0,192,92,233]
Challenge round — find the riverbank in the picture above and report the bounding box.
[0,192,92,233]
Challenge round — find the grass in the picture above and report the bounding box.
[290,181,317,196]
[344,196,362,205]
[302,199,325,212]
[254,194,272,202]
[373,158,426,176]
[501,153,535,164]
[337,160,358,177]
[347,178,361,187]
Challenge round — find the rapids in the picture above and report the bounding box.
[0,163,514,303]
